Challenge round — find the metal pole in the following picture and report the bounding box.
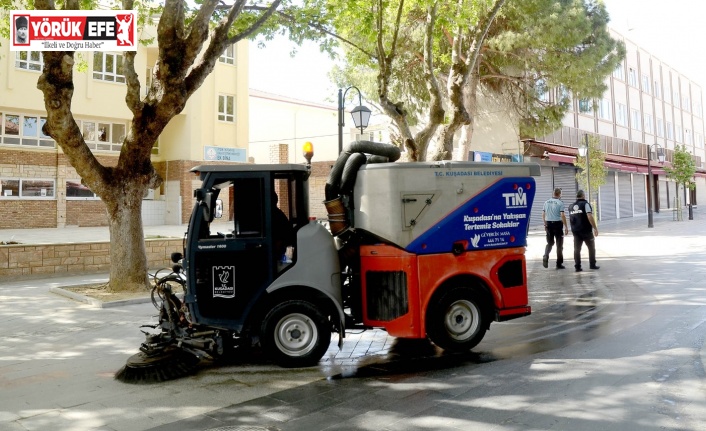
[647,145,654,228]
[585,134,591,206]
[337,88,344,156]
[357,91,364,136]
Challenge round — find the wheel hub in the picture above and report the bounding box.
[274,313,318,357]
[445,300,480,341]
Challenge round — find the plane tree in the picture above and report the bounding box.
[328,0,625,161]
[0,0,331,291]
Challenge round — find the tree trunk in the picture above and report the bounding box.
[105,185,149,291]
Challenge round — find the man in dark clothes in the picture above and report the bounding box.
[569,189,599,272]
[272,192,294,258]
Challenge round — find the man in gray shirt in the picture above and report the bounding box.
[542,187,569,269]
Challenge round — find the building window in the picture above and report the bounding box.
[641,74,650,94]
[644,113,653,134]
[613,63,624,81]
[578,98,593,114]
[665,81,672,103]
[557,85,571,107]
[666,121,674,140]
[355,132,375,141]
[628,68,638,87]
[673,90,680,107]
[598,99,612,120]
[696,132,704,148]
[631,109,641,131]
[696,102,703,118]
[0,178,55,199]
[0,112,54,147]
[616,103,628,126]
[657,118,664,137]
[685,129,692,145]
[654,80,661,99]
[80,120,127,151]
[144,68,152,97]
[66,179,99,200]
[15,51,43,71]
[219,45,235,65]
[676,125,683,143]
[682,95,691,112]
[218,94,235,122]
[93,52,125,83]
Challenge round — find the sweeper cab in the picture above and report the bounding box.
[116,141,539,382]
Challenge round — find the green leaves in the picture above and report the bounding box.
[664,145,697,189]
[574,135,607,197]
[329,0,624,160]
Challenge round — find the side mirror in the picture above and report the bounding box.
[214,199,223,219]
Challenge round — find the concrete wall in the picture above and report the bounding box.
[0,238,183,280]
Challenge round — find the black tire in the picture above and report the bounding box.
[426,286,488,352]
[261,300,331,367]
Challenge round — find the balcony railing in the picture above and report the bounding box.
[534,126,703,168]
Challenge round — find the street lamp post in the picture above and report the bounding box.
[647,143,666,228]
[338,87,371,155]
[578,134,591,204]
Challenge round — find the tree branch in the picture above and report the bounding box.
[271,8,377,60]
[226,0,281,44]
[414,2,444,158]
[183,0,224,65]
[123,51,142,114]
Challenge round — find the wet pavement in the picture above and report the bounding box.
[2,210,706,430]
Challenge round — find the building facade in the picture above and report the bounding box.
[524,28,706,227]
[1,38,249,229]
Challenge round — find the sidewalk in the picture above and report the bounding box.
[1,211,697,245]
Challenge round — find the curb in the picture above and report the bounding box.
[49,286,152,308]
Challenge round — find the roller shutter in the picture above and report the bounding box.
[658,179,669,211]
[599,172,617,221]
[530,166,554,228]
[618,173,633,218]
[633,174,647,214]
[554,167,578,202]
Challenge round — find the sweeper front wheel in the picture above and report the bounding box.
[114,346,201,384]
[261,300,331,368]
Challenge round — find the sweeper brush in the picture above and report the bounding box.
[114,346,200,384]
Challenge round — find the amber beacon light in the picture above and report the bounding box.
[303,141,314,164]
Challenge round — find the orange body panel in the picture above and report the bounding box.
[360,244,529,339]
[360,246,421,338]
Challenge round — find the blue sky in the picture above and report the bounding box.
[249,0,706,104]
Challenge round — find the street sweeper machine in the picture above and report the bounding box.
[116,142,539,382]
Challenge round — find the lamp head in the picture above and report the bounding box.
[350,105,372,130]
[656,146,665,163]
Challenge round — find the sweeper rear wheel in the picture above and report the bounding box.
[114,346,201,384]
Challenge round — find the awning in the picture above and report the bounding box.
[547,153,576,163]
[604,161,622,169]
[617,164,638,172]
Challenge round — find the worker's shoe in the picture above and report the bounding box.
[542,255,548,268]
[556,264,565,269]
[590,265,600,270]
[575,266,583,272]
